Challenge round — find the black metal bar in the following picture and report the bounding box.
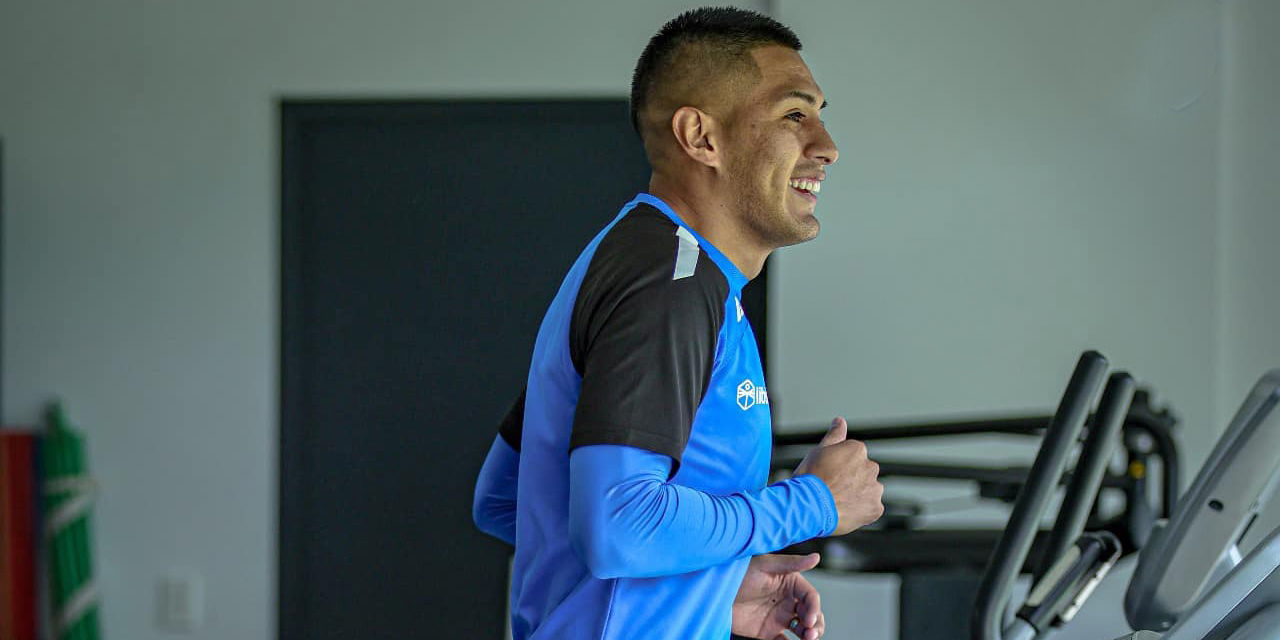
[971,351,1108,640]
[774,389,1181,517]
[777,459,1038,484]
[772,416,1048,446]
[770,458,1131,492]
[773,389,1175,448]
[1035,372,1134,582]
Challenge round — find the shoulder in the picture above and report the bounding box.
[586,204,728,296]
[569,204,731,371]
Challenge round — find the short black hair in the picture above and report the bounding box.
[629,6,802,139]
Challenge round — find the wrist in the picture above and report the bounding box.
[791,474,839,537]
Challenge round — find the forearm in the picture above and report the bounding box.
[473,436,519,545]
[569,445,836,579]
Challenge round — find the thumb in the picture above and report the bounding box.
[755,553,821,575]
[819,417,848,447]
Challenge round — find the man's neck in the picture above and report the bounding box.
[647,175,770,279]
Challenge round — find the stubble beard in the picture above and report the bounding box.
[727,159,819,250]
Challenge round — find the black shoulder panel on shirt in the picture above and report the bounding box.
[567,204,730,467]
[497,388,526,452]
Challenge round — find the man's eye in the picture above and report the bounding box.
[785,112,805,122]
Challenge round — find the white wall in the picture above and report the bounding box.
[1218,0,1280,425]
[773,1,1275,638]
[773,0,1221,457]
[2,1,1276,640]
[0,2,764,640]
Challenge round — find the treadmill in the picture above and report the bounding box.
[1113,370,1280,640]
[973,369,1280,640]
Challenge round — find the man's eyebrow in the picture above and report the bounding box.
[779,90,827,109]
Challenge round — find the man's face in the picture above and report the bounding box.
[720,46,839,249]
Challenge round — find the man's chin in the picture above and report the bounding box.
[794,211,821,241]
[773,217,820,248]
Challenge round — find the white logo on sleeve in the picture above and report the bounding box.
[736,379,770,411]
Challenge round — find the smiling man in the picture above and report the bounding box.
[473,7,884,640]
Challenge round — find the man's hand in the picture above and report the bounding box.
[732,553,825,640]
[794,417,884,536]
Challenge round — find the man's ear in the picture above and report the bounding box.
[670,106,722,169]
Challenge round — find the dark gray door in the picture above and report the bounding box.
[280,100,768,640]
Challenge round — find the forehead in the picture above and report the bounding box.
[746,46,824,105]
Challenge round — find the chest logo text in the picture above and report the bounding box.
[736,380,769,411]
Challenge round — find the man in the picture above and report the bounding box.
[473,7,884,640]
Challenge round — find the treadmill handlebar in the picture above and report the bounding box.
[1036,372,1135,582]
[971,351,1109,640]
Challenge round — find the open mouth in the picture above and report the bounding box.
[789,178,821,201]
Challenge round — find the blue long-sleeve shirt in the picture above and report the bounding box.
[475,439,835,576]
[473,436,519,545]
[472,194,837,640]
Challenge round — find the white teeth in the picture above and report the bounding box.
[789,179,822,194]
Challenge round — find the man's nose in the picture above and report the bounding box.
[810,127,839,165]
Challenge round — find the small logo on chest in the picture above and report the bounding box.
[736,379,770,411]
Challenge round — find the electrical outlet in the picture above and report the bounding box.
[156,568,204,633]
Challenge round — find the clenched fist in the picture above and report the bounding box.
[793,417,884,536]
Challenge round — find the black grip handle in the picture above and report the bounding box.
[971,351,1108,640]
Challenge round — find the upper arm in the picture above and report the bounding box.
[567,216,729,472]
[568,443,675,577]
